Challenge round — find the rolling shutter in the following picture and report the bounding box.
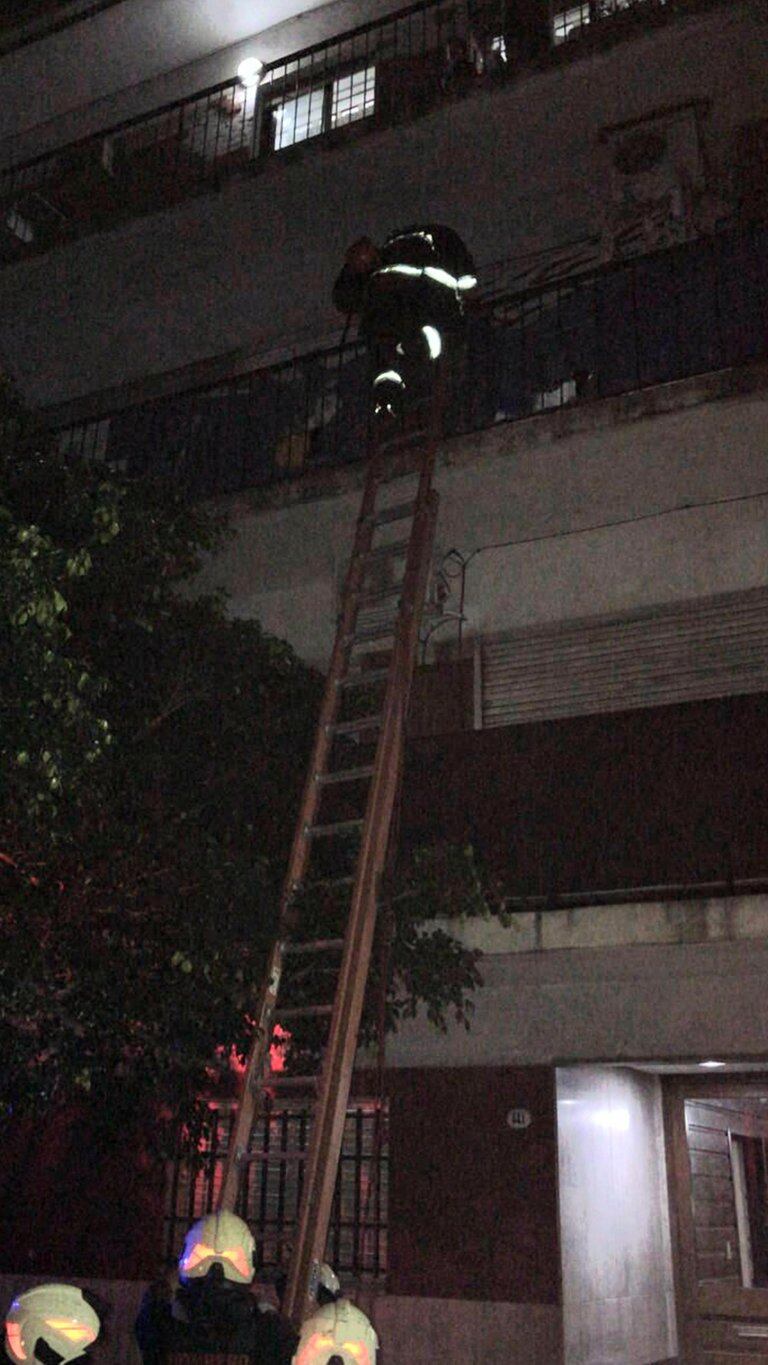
[477,586,768,729]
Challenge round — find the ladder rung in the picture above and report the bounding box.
[245,1147,309,1161]
[305,818,364,838]
[363,539,410,563]
[330,714,382,736]
[350,621,397,643]
[301,874,355,892]
[316,764,374,786]
[278,1004,334,1019]
[371,500,416,526]
[284,938,345,955]
[340,667,390,689]
[266,1073,320,1089]
[359,582,403,606]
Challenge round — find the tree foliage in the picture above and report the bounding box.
[0,387,492,1142]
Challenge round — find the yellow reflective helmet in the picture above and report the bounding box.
[293,1298,378,1365]
[178,1211,255,1285]
[5,1284,100,1365]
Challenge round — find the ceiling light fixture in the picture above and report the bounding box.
[237,57,263,90]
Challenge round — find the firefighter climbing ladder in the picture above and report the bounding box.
[217,379,444,1323]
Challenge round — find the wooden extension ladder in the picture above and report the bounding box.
[216,380,444,1325]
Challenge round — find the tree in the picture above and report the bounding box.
[0,385,492,1146]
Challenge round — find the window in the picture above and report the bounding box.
[553,2,592,43]
[164,1099,388,1280]
[552,0,660,45]
[731,1132,768,1288]
[269,65,376,151]
[331,65,376,129]
[273,87,326,151]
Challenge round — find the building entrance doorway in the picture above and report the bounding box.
[663,1074,768,1362]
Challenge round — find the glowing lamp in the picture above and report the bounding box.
[237,57,263,89]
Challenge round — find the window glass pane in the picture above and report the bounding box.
[331,66,376,129]
[552,4,592,43]
[274,87,325,149]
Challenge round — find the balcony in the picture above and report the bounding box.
[0,0,719,264]
[51,220,768,499]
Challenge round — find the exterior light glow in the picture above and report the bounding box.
[593,1107,630,1132]
[699,1059,726,1068]
[422,325,442,359]
[457,273,477,290]
[237,57,263,89]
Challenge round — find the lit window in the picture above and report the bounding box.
[552,3,592,44]
[331,66,376,129]
[533,379,577,411]
[271,65,376,150]
[489,34,507,63]
[5,207,33,243]
[553,0,661,43]
[273,87,325,150]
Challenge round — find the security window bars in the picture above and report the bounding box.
[553,0,665,44]
[552,2,592,43]
[273,88,326,150]
[163,1100,388,1281]
[269,64,376,151]
[332,66,377,130]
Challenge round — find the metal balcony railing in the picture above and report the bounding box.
[53,220,768,500]
[0,0,713,263]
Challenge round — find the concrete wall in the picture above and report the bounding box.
[191,370,768,668]
[1,3,763,406]
[382,921,768,1070]
[557,1066,676,1364]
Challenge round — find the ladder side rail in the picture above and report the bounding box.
[283,484,440,1322]
[217,457,383,1213]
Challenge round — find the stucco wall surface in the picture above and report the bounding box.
[383,934,768,1069]
[194,380,768,667]
[0,3,763,406]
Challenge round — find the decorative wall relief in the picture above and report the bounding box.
[599,101,733,260]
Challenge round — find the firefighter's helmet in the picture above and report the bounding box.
[293,1298,378,1365]
[5,1284,100,1365]
[178,1211,255,1285]
[316,1263,341,1304]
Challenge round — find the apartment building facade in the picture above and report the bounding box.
[2,1,768,1361]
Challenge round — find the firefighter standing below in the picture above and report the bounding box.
[135,1212,297,1365]
[333,225,477,421]
[5,1284,101,1365]
[291,1294,377,1365]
